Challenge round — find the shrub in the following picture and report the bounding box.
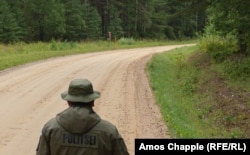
[198,34,238,63]
[118,37,135,45]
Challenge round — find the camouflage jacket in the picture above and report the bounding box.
[36,106,129,155]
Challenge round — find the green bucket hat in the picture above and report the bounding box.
[61,79,100,103]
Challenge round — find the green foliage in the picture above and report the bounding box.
[117,37,135,45]
[108,5,123,39]
[50,39,58,50]
[50,39,78,51]
[146,0,166,39]
[63,0,86,41]
[43,1,66,41]
[164,0,207,39]
[198,34,239,62]
[223,57,250,80]
[82,2,101,40]
[206,0,250,54]
[8,0,27,41]
[26,0,66,41]
[0,0,208,43]
[0,0,21,43]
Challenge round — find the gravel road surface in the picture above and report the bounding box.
[0,45,192,155]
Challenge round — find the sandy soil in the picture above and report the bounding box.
[0,44,192,155]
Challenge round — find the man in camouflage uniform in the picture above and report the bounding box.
[36,79,129,155]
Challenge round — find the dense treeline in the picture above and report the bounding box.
[0,0,207,43]
[0,0,249,55]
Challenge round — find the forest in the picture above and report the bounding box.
[0,0,249,55]
[1,0,206,42]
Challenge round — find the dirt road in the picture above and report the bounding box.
[0,44,192,155]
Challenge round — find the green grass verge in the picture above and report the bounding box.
[146,45,240,138]
[0,39,196,71]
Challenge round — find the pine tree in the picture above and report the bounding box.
[81,1,101,40]
[108,4,123,40]
[43,0,66,41]
[62,0,86,41]
[25,0,66,41]
[147,0,167,39]
[8,0,28,42]
[0,0,21,43]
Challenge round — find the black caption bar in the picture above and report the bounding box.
[135,139,250,154]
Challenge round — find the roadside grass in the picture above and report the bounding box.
[146,46,215,138]
[146,45,250,138]
[0,39,196,71]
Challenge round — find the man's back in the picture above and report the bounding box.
[36,78,129,155]
[36,106,129,155]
